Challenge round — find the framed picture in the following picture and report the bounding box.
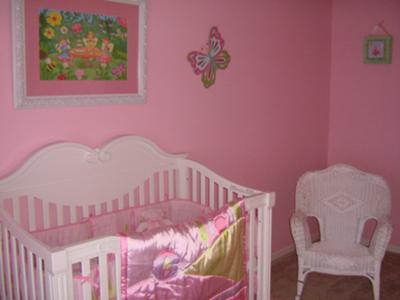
[11,0,147,109]
[363,35,392,64]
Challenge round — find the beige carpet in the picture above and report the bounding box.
[271,251,400,300]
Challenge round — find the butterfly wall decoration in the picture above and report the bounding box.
[188,27,231,88]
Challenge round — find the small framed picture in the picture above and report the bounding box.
[363,35,392,64]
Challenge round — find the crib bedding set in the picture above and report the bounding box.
[34,200,247,299]
[0,136,274,300]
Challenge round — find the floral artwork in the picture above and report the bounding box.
[363,35,392,64]
[367,40,385,58]
[187,27,231,88]
[39,9,128,80]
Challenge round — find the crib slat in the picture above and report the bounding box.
[200,174,206,206]
[209,180,215,210]
[95,203,102,216]
[115,254,122,300]
[261,205,272,300]
[70,206,77,223]
[82,205,89,219]
[67,263,74,300]
[168,169,174,199]
[81,260,91,300]
[103,202,111,213]
[44,271,52,300]
[248,209,256,300]
[11,236,21,300]
[37,257,45,300]
[227,189,234,202]
[3,228,13,300]
[19,242,29,299]
[149,175,155,204]
[118,197,124,210]
[218,186,224,208]
[12,198,20,226]
[0,224,6,300]
[129,190,135,207]
[56,204,64,226]
[256,208,263,299]
[159,172,165,201]
[139,185,145,206]
[99,255,109,300]
[191,169,196,202]
[43,201,50,229]
[27,251,37,300]
[28,197,36,231]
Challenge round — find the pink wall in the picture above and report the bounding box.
[0,0,331,252]
[329,0,400,245]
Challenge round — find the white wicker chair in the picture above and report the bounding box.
[290,164,392,300]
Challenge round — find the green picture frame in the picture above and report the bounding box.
[363,35,392,64]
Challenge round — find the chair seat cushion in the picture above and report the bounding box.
[303,242,375,274]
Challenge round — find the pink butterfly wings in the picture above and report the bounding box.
[188,27,231,88]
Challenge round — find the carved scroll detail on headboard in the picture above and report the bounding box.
[84,149,112,163]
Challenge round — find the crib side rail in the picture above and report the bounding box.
[63,236,122,300]
[0,208,68,300]
[245,192,275,300]
[1,203,123,300]
[176,159,261,210]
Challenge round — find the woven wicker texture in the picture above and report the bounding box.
[290,164,393,300]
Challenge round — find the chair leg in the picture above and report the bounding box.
[370,264,382,300]
[295,266,308,300]
[372,276,380,300]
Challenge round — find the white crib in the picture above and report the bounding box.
[0,136,275,300]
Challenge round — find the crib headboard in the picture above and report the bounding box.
[0,136,259,232]
[0,136,185,203]
[0,136,187,230]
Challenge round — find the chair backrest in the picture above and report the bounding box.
[296,164,391,246]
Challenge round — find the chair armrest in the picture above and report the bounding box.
[290,211,312,256]
[369,219,393,261]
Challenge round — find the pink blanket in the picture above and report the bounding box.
[73,200,247,299]
[120,200,247,299]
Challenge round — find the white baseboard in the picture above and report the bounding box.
[272,234,319,262]
[387,244,400,254]
[272,244,295,262]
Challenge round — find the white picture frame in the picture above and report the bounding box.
[11,0,147,109]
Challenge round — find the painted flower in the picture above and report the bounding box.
[60,26,68,35]
[72,23,83,34]
[372,48,381,57]
[75,69,84,80]
[116,17,127,28]
[98,54,112,65]
[112,64,126,77]
[43,27,55,39]
[57,74,66,80]
[46,11,62,27]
